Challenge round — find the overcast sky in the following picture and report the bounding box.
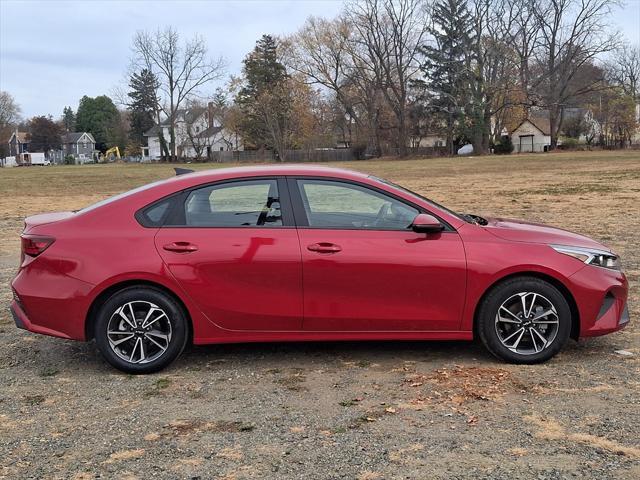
[1,0,639,120]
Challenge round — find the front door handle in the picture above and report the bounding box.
[163,242,199,253]
[307,242,342,254]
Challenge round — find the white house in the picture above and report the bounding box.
[510,108,599,152]
[0,156,17,167]
[412,134,446,148]
[510,118,551,153]
[143,104,242,161]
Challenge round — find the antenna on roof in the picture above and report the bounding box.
[174,167,195,176]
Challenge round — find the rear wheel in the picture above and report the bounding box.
[94,287,188,374]
[477,277,571,364]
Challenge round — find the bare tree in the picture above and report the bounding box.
[498,0,541,101]
[283,15,383,154]
[606,43,640,100]
[181,103,209,161]
[346,0,429,157]
[530,0,621,148]
[0,91,21,128]
[131,27,226,160]
[0,91,21,159]
[283,17,357,123]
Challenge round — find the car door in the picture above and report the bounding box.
[289,178,466,332]
[154,177,303,331]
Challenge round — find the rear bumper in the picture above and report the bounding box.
[10,300,78,339]
[11,266,94,341]
[568,266,630,337]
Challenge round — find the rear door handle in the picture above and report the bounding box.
[163,242,199,253]
[307,242,342,254]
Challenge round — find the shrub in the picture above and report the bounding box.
[493,136,514,155]
[351,143,368,160]
[64,155,75,165]
[559,137,579,150]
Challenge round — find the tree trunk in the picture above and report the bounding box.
[397,114,409,158]
[169,125,176,162]
[549,105,561,150]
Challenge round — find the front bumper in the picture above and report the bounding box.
[568,265,630,337]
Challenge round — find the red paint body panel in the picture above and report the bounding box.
[298,229,466,331]
[9,165,630,349]
[155,227,303,331]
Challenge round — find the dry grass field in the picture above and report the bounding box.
[0,150,638,479]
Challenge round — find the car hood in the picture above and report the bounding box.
[482,217,611,252]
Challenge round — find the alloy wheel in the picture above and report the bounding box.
[494,292,560,355]
[107,301,173,364]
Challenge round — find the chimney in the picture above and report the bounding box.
[207,102,214,129]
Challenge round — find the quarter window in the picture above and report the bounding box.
[296,179,418,230]
[185,179,282,227]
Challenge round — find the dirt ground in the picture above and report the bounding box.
[0,151,638,479]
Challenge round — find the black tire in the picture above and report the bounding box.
[477,277,571,364]
[94,286,188,374]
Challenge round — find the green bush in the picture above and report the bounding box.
[493,136,514,155]
[559,137,579,150]
[351,143,368,160]
[64,155,75,165]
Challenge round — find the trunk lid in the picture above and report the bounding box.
[24,211,75,233]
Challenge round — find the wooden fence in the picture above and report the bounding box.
[207,149,356,163]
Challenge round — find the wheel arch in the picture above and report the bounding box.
[472,271,581,340]
[85,279,193,343]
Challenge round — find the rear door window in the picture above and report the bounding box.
[184,179,283,227]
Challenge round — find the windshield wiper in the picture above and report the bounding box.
[460,213,488,225]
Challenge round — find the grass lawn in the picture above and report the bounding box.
[0,149,638,479]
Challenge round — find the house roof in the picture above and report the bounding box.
[511,107,591,136]
[9,132,29,143]
[197,126,223,139]
[511,116,551,136]
[143,125,163,136]
[144,106,210,136]
[62,132,95,144]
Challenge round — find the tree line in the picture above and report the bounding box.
[1,0,638,161]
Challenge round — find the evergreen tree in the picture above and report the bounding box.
[235,35,292,156]
[417,0,476,154]
[75,95,120,151]
[29,115,63,153]
[62,106,75,132]
[127,69,159,145]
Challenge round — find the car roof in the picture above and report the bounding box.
[78,163,465,229]
[164,164,371,187]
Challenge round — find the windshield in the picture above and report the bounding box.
[78,179,166,214]
[370,176,464,221]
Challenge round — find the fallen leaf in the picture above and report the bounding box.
[614,350,634,356]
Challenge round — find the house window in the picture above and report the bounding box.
[195,126,200,133]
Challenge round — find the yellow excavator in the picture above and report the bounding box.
[102,146,121,162]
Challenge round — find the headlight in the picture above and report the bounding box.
[550,245,622,270]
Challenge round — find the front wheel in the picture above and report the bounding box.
[477,277,572,364]
[94,287,188,374]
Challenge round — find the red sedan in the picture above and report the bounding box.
[11,166,629,373]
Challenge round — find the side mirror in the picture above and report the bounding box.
[411,213,444,234]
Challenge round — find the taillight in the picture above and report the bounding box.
[21,235,55,257]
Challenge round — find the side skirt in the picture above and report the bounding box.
[193,330,473,345]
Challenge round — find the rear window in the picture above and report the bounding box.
[138,198,173,227]
[78,180,166,214]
